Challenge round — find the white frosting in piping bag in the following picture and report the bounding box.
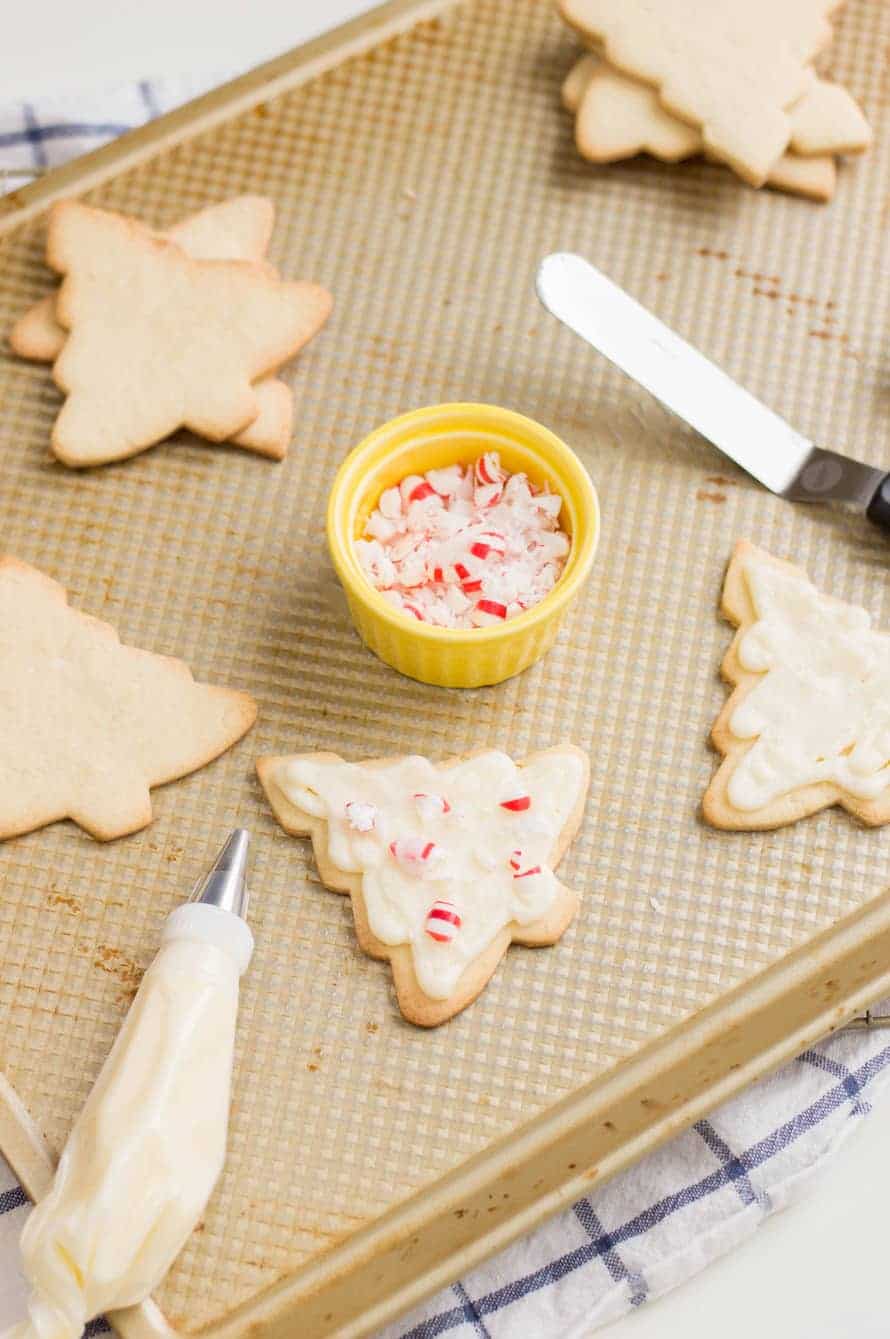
[727,555,890,811]
[275,750,587,999]
[5,905,252,1339]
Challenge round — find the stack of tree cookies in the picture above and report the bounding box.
[9,196,332,467]
[558,0,872,202]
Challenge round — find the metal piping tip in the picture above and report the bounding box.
[190,828,250,920]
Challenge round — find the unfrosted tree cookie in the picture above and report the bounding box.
[46,201,332,466]
[258,746,590,1025]
[10,197,295,459]
[563,63,837,201]
[559,0,840,185]
[562,54,702,164]
[11,195,276,361]
[0,557,256,841]
[787,75,873,157]
[765,152,836,203]
[561,53,870,201]
[563,56,870,164]
[704,541,890,830]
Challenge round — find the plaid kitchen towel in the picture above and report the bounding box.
[0,77,221,188]
[381,1027,890,1337]
[2,82,890,1339]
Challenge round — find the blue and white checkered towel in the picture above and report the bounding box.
[2,81,890,1339]
[0,77,221,187]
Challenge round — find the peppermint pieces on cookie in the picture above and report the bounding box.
[354,453,570,628]
[704,541,890,831]
[257,745,590,1025]
[13,198,332,467]
[0,557,256,841]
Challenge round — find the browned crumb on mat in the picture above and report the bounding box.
[93,944,143,992]
[47,890,82,914]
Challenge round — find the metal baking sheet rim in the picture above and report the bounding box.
[3,888,890,1339]
[1,3,889,1337]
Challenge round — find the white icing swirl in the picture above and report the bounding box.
[727,555,890,811]
[275,750,587,999]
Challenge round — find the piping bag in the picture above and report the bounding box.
[5,829,254,1339]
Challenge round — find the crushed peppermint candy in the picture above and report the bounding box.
[425,899,462,943]
[389,837,446,876]
[509,849,542,879]
[345,800,377,832]
[413,792,451,821]
[355,453,570,629]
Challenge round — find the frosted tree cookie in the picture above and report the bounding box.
[0,557,256,841]
[704,541,890,830]
[258,746,590,1025]
[10,197,295,459]
[44,201,332,466]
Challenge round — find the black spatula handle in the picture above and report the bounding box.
[867,475,890,533]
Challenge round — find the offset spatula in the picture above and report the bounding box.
[537,252,890,533]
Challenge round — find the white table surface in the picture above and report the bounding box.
[2,3,887,1335]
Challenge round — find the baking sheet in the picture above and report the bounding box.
[0,0,889,1334]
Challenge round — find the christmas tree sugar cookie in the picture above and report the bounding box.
[704,541,890,830]
[46,201,332,466]
[0,557,256,841]
[563,55,870,165]
[559,0,839,185]
[561,54,870,202]
[11,195,276,362]
[10,197,294,459]
[258,746,590,1025]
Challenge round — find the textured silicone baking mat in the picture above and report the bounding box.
[0,1,889,1335]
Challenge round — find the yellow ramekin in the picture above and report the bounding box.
[326,403,600,688]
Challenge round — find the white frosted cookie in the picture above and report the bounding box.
[0,557,256,841]
[559,0,839,185]
[704,541,890,830]
[258,746,590,1026]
